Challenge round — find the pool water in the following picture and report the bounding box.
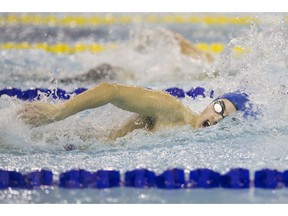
[0,13,288,203]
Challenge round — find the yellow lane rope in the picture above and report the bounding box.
[0,42,117,54]
[0,42,250,55]
[0,15,258,26]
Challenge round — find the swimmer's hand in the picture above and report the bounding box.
[17,102,64,127]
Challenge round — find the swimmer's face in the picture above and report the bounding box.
[196,99,237,129]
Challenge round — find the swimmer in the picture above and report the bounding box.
[58,29,214,84]
[18,82,252,140]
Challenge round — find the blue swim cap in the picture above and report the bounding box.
[217,91,258,118]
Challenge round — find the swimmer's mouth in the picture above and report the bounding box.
[201,120,211,128]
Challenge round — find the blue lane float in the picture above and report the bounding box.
[155,168,186,189]
[282,170,288,187]
[0,170,9,189]
[254,169,283,189]
[59,169,120,189]
[0,87,215,101]
[188,168,221,188]
[0,169,53,189]
[125,169,156,188]
[96,170,120,188]
[25,170,53,188]
[220,168,250,189]
[1,168,288,190]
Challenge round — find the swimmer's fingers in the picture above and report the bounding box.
[17,112,41,127]
[17,110,45,127]
[17,103,37,117]
[17,104,44,127]
[17,102,58,127]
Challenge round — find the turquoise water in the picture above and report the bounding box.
[0,13,288,203]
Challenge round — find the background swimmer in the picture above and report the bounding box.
[18,82,251,141]
[50,29,215,84]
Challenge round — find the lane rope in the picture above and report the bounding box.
[0,87,214,101]
[0,168,286,189]
[0,15,259,27]
[0,42,249,54]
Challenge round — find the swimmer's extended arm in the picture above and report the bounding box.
[18,82,197,127]
[172,32,214,62]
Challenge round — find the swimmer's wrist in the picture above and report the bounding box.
[55,102,79,121]
[54,104,67,121]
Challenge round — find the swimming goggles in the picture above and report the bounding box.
[213,100,226,119]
